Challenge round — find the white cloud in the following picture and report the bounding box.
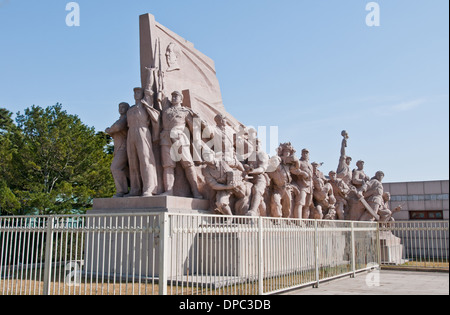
[390,99,425,112]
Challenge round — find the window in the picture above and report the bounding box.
[409,211,444,220]
[390,194,449,202]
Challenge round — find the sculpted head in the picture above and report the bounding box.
[276,143,296,165]
[312,161,320,171]
[301,148,310,161]
[171,91,183,106]
[345,156,352,166]
[119,102,130,115]
[329,170,337,181]
[374,171,385,182]
[134,88,144,101]
[214,114,227,128]
[277,142,295,158]
[356,160,365,170]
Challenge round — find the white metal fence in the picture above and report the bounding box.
[378,221,449,270]
[2,213,445,296]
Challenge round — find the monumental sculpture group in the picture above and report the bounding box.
[103,14,401,224]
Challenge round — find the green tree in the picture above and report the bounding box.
[1,104,114,215]
[0,108,21,215]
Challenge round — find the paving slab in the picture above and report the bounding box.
[280,270,449,295]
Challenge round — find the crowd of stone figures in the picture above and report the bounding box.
[106,68,400,223]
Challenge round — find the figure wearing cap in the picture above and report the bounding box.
[125,67,160,197]
[160,90,203,198]
[352,160,370,192]
[105,102,130,198]
[290,148,314,219]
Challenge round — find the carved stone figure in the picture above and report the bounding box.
[336,130,353,186]
[245,139,270,216]
[160,91,202,198]
[360,171,385,221]
[203,113,236,166]
[379,192,402,223]
[352,160,370,192]
[202,149,248,216]
[235,126,257,163]
[126,67,161,197]
[265,144,294,218]
[311,162,336,220]
[165,42,181,72]
[105,102,130,198]
[328,170,350,220]
[291,148,314,219]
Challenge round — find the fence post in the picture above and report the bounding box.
[42,216,54,295]
[314,220,320,288]
[158,213,169,296]
[258,216,264,295]
[376,222,381,268]
[350,221,356,278]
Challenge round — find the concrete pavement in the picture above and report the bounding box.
[280,270,449,295]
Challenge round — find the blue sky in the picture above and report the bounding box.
[0,0,448,183]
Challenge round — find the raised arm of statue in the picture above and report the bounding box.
[340,138,347,157]
[340,130,349,157]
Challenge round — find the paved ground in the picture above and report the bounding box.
[280,270,449,295]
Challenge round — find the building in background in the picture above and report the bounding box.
[383,180,449,221]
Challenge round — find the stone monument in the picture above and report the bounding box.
[88,13,407,279]
[93,14,405,225]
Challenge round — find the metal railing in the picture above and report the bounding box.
[378,221,449,271]
[1,213,380,295]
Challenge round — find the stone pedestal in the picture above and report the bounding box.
[90,195,211,214]
[84,196,210,281]
[379,231,406,265]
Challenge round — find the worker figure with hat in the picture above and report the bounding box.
[125,67,160,197]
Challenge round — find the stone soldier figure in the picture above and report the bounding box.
[105,102,130,198]
[360,171,385,221]
[379,192,402,223]
[291,148,314,219]
[311,162,335,220]
[245,138,270,217]
[352,160,370,192]
[126,67,160,197]
[160,91,203,198]
[267,143,300,219]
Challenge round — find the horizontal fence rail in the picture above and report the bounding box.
[378,221,449,271]
[7,214,446,295]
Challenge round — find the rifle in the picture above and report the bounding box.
[157,38,165,108]
[358,196,380,221]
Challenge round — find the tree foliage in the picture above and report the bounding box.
[0,104,114,215]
